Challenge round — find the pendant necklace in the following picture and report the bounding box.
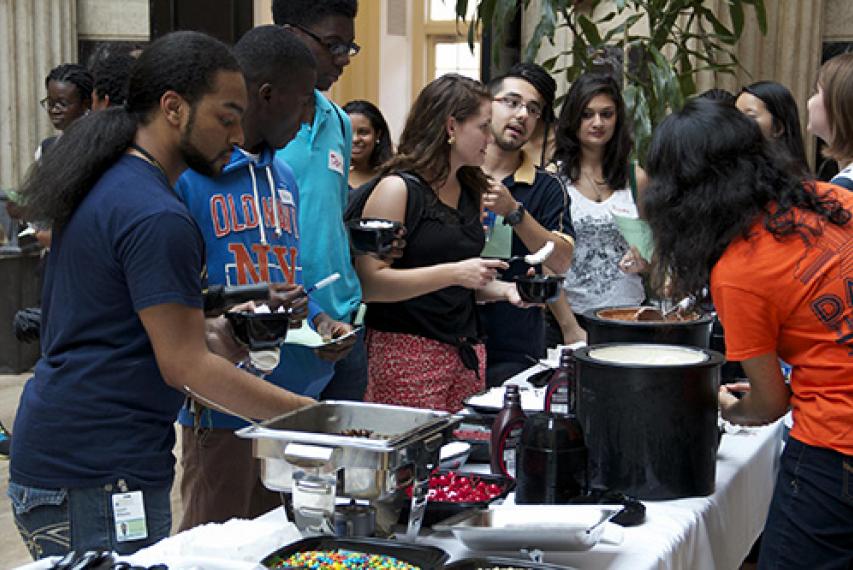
[582,170,607,203]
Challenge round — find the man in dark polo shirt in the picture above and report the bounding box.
[480,63,575,387]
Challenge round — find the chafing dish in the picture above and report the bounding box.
[237,401,460,539]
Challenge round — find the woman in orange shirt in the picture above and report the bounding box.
[643,98,853,569]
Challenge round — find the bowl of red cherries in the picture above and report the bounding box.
[400,470,515,527]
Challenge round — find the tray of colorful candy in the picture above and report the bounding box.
[260,536,448,570]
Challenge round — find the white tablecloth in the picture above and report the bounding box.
[422,420,784,570]
[16,417,783,570]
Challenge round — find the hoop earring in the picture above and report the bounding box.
[447,135,456,146]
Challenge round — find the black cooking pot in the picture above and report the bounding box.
[583,306,714,348]
[574,343,723,500]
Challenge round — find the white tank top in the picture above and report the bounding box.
[561,178,645,314]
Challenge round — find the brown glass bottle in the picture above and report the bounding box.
[490,384,527,478]
[544,348,573,415]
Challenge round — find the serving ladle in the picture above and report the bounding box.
[633,296,695,322]
[506,241,555,266]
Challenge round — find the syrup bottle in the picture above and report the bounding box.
[544,348,573,415]
[490,384,526,478]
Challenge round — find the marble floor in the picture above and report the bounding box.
[0,372,185,569]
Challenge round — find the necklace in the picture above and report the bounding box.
[129,143,169,184]
[581,170,608,202]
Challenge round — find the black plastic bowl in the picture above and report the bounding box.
[224,311,290,351]
[347,218,403,254]
[261,536,449,570]
[513,274,565,303]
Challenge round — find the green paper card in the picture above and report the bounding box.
[481,214,513,258]
[611,211,654,261]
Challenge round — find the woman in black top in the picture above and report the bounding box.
[356,74,526,412]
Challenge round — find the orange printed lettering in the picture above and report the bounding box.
[211,195,229,237]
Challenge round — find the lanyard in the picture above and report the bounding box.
[129,143,171,188]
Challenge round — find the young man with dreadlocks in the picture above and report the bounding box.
[8,31,313,559]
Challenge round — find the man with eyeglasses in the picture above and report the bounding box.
[480,63,576,387]
[272,0,367,400]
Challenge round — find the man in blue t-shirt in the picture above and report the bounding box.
[273,0,368,400]
[7,32,313,560]
[174,26,348,530]
[480,63,576,386]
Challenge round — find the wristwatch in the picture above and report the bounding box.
[504,203,526,226]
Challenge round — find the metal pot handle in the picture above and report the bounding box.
[285,442,341,535]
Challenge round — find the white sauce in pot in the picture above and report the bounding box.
[588,344,708,365]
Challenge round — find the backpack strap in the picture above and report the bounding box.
[628,159,639,204]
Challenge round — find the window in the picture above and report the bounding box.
[413,1,481,97]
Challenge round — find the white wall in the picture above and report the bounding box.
[378,0,412,142]
[77,0,148,41]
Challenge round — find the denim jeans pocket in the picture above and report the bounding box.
[7,481,67,516]
[843,457,853,505]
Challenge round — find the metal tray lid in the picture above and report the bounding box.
[433,505,621,552]
[237,401,458,450]
[445,557,577,570]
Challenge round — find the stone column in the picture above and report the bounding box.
[0,0,78,191]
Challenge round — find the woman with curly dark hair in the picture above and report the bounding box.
[343,99,393,189]
[644,98,853,569]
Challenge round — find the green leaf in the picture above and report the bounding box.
[596,11,617,25]
[728,1,744,37]
[678,73,696,97]
[700,7,736,44]
[577,14,602,45]
[456,0,468,20]
[490,0,520,63]
[523,2,557,62]
[602,13,644,42]
[540,54,561,71]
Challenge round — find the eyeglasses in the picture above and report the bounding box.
[294,25,360,58]
[494,96,543,119]
[39,97,71,111]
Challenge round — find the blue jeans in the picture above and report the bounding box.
[758,437,853,569]
[8,480,171,560]
[320,327,368,401]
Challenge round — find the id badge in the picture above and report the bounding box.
[112,490,148,542]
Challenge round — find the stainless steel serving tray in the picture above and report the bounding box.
[237,400,455,451]
[433,505,620,551]
[237,401,460,500]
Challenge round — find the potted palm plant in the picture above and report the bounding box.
[455,0,767,162]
